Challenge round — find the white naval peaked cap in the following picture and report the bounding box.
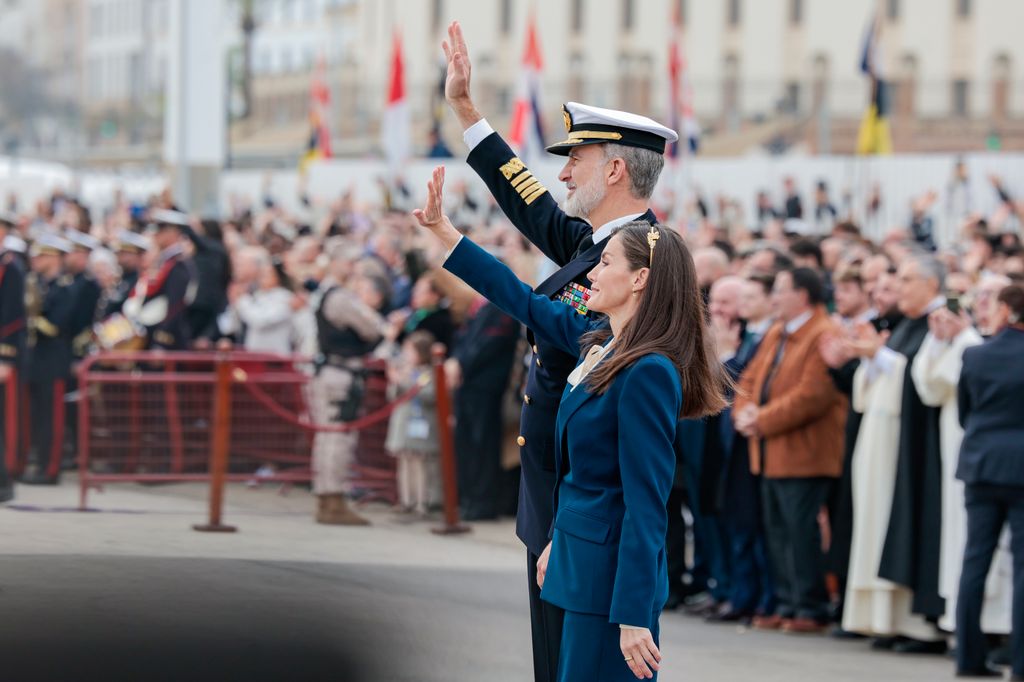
[114,229,151,253]
[3,235,26,254]
[149,208,190,228]
[29,233,72,257]
[546,102,679,156]
[65,229,101,251]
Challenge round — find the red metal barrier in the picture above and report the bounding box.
[75,350,426,527]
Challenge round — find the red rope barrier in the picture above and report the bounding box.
[239,379,423,433]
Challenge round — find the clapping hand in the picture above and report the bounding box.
[845,320,890,359]
[819,332,854,369]
[928,307,971,342]
[412,166,462,251]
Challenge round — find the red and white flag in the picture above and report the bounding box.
[382,30,411,171]
[668,9,699,158]
[507,14,546,163]
[300,54,332,172]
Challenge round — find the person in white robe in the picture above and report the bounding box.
[910,308,1012,635]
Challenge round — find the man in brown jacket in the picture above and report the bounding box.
[734,267,846,634]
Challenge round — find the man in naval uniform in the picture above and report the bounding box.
[21,234,75,485]
[125,210,196,351]
[0,212,26,500]
[443,21,678,682]
[102,230,148,319]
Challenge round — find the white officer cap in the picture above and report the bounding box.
[149,208,190,229]
[3,235,26,254]
[0,211,18,226]
[783,218,812,236]
[113,229,151,253]
[546,102,679,156]
[65,230,102,252]
[29,233,72,257]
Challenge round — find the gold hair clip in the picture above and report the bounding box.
[646,226,660,266]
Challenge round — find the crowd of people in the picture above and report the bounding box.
[1,29,1023,677]
[0,146,1020,670]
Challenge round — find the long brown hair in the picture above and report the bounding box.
[582,222,731,418]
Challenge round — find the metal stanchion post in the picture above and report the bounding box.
[430,345,470,535]
[194,355,237,533]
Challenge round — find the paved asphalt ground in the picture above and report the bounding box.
[1,478,957,681]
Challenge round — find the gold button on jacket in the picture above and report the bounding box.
[523,394,532,405]
[516,436,526,447]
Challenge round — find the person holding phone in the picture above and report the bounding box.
[414,166,729,681]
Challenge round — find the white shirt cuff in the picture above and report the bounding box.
[619,624,645,631]
[463,119,495,153]
[863,345,901,383]
[442,234,464,263]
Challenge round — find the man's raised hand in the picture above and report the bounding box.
[442,21,482,129]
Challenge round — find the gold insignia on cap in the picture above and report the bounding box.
[499,157,526,180]
[563,106,572,133]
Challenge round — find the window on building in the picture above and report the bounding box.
[623,0,634,30]
[500,0,512,35]
[956,0,971,18]
[677,0,687,24]
[727,0,741,27]
[782,82,800,114]
[571,0,584,33]
[952,79,969,117]
[790,0,803,25]
[992,54,1011,120]
[886,0,900,21]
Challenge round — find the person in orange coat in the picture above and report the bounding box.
[733,267,846,634]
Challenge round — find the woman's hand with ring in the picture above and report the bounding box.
[620,627,661,679]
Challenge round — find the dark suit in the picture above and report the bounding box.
[718,328,775,615]
[466,130,657,681]
[955,327,1024,677]
[0,251,25,488]
[446,237,677,681]
[451,299,520,520]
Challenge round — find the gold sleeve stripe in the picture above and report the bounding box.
[523,186,548,206]
[511,171,535,190]
[517,179,542,198]
[35,317,59,337]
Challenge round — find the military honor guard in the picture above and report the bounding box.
[122,210,197,351]
[21,234,75,485]
[443,21,677,682]
[0,213,26,501]
[102,230,148,319]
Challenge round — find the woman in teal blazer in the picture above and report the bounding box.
[414,167,728,681]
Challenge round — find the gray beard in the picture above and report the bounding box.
[562,181,605,220]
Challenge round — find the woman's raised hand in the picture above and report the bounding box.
[412,165,462,251]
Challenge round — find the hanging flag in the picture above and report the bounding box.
[300,55,332,173]
[856,13,892,155]
[667,8,699,158]
[382,30,411,171]
[507,14,546,163]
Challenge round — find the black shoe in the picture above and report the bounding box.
[0,483,13,503]
[705,606,754,624]
[871,636,900,650]
[19,473,59,486]
[989,645,1011,667]
[892,638,947,655]
[830,626,867,640]
[955,665,1003,678]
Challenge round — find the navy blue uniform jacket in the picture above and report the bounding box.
[957,327,1024,488]
[467,131,657,556]
[446,238,679,629]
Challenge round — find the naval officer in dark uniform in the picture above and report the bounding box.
[0,213,26,501]
[125,210,196,351]
[102,230,148,319]
[21,234,75,485]
[443,21,678,682]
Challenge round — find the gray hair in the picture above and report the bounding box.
[602,143,665,201]
[908,252,946,288]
